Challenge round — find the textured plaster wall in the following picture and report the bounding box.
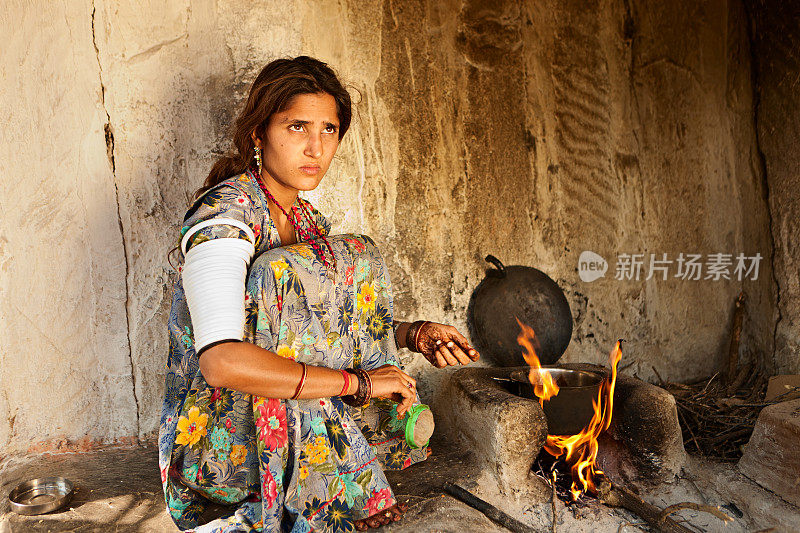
[0,1,137,453]
[0,0,781,454]
[747,0,800,375]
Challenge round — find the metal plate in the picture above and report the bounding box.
[468,255,573,367]
[8,477,74,515]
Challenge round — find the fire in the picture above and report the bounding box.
[516,318,560,406]
[545,341,622,500]
[517,320,623,501]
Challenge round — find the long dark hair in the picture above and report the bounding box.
[196,56,352,198]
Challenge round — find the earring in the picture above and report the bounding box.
[254,146,262,175]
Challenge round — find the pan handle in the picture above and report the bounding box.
[485,255,506,277]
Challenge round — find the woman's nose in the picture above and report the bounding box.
[304,133,323,159]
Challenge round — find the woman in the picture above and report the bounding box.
[159,56,479,533]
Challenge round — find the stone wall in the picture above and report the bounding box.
[0,0,782,454]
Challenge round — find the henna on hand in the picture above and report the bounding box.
[410,321,480,368]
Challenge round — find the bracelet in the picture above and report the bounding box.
[338,369,351,397]
[405,320,430,353]
[342,369,371,407]
[363,369,373,405]
[290,362,308,400]
[405,321,424,353]
[414,321,429,353]
[354,369,369,406]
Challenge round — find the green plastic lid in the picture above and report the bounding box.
[404,404,432,449]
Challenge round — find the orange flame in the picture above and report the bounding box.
[516,318,559,406]
[544,341,623,500]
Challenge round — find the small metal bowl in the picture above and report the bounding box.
[8,477,74,515]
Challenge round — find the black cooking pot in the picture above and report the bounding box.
[468,255,573,367]
[509,368,602,435]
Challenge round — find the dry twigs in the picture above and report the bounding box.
[550,471,557,533]
[597,479,692,533]
[659,291,787,460]
[658,502,733,525]
[616,522,648,533]
[663,365,776,461]
[664,367,769,459]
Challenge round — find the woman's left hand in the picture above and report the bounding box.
[414,322,480,368]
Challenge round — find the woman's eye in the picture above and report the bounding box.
[288,124,304,132]
[324,125,338,134]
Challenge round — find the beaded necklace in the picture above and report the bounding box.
[247,168,337,273]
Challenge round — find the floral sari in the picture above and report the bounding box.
[158,173,428,532]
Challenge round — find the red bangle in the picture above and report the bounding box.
[291,362,308,400]
[338,369,351,397]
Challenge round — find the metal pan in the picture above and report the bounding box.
[503,367,604,435]
[8,477,74,515]
[468,256,573,367]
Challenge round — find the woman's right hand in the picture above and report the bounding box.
[367,364,417,417]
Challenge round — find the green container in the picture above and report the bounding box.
[403,404,434,449]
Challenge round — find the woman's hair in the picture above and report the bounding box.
[196,56,352,197]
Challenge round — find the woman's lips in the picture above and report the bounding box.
[300,165,321,175]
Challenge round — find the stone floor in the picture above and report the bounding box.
[0,433,616,533]
[0,445,172,532]
[2,433,799,532]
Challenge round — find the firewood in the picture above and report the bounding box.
[725,292,746,387]
[726,361,753,396]
[550,471,557,533]
[442,482,537,533]
[657,502,733,525]
[597,479,693,533]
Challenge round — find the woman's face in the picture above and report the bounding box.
[256,92,341,197]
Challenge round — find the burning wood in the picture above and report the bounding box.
[517,318,738,532]
[544,342,622,501]
[517,319,623,501]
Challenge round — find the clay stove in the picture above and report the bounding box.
[432,257,800,532]
[438,363,685,496]
[453,257,684,495]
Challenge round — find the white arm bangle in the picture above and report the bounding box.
[182,237,256,353]
[181,217,256,256]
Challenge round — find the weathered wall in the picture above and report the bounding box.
[0,1,137,453]
[0,0,780,454]
[92,0,309,446]
[747,0,800,375]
